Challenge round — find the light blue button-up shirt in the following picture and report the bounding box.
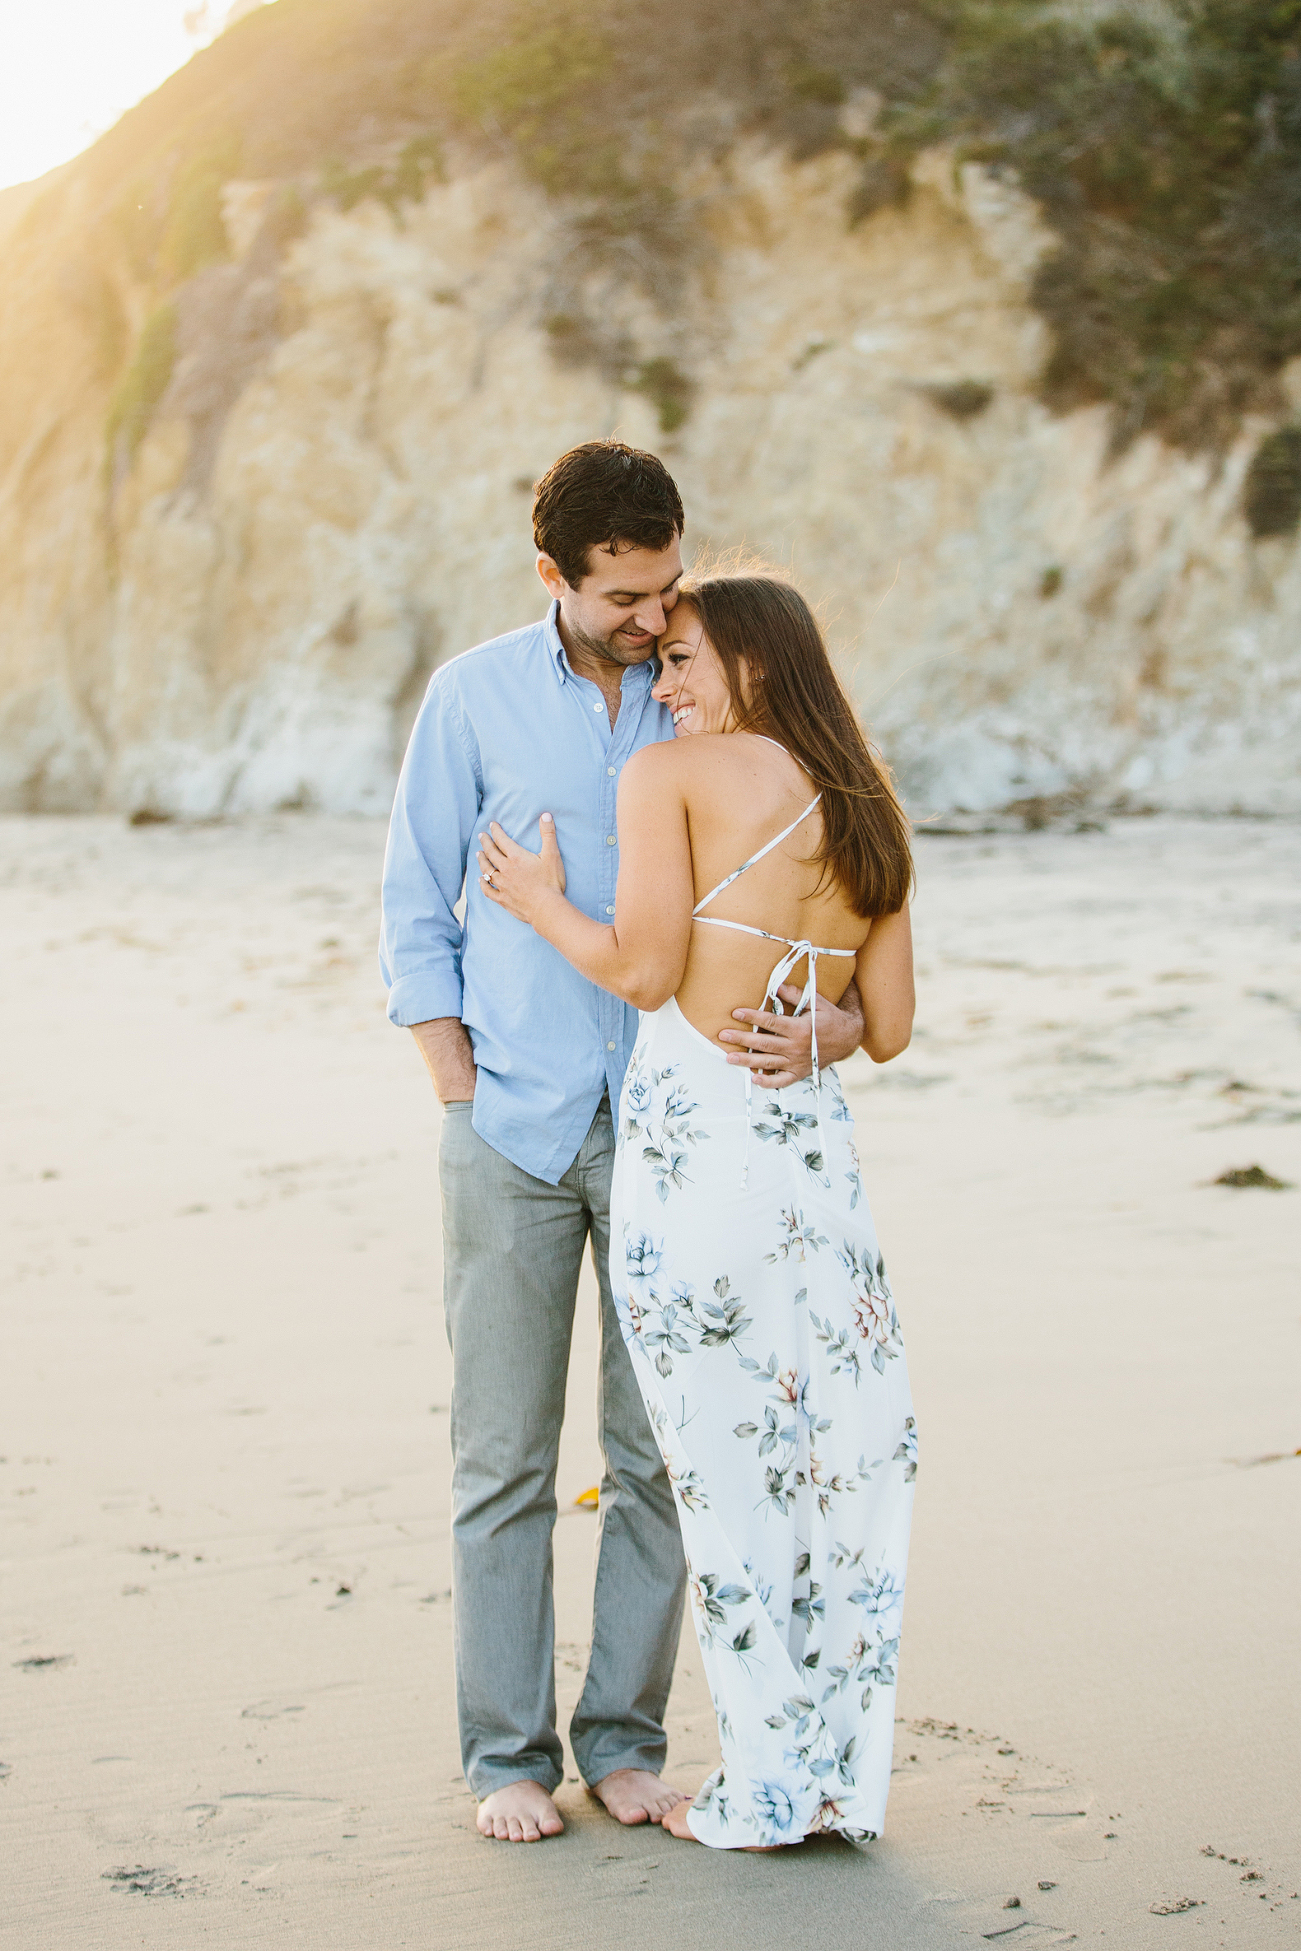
[380,601,675,1184]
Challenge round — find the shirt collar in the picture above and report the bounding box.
[544,599,569,682]
[544,598,653,694]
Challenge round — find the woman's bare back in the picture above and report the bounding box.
[670,733,871,1046]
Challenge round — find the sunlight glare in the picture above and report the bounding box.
[0,0,270,193]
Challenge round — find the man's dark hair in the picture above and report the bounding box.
[532,440,685,588]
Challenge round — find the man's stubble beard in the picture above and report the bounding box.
[566,614,656,671]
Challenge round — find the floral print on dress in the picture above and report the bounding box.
[609,997,917,1850]
[753,1097,830,1187]
[765,1207,830,1264]
[893,1415,919,1482]
[808,1241,904,1383]
[623,1245,756,1379]
[622,1057,710,1202]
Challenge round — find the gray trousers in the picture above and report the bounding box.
[438,1097,687,1797]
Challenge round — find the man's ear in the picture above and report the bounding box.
[536,553,566,600]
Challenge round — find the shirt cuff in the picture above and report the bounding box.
[385,969,465,1027]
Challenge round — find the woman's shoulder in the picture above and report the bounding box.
[621,737,685,783]
[622,732,732,777]
[624,732,805,795]
[643,731,779,766]
[625,733,749,790]
[617,739,694,812]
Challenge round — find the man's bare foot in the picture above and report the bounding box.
[589,1768,687,1826]
[476,1780,564,1842]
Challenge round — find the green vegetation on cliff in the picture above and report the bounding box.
[451,12,614,197]
[903,1,1301,456]
[1244,428,1301,536]
[451,0,1301,468]
[104,303,177,473]
[24,0,1299,507]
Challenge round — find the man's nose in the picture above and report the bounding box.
[634,598,666,637]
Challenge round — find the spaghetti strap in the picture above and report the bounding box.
[693,797,822,916]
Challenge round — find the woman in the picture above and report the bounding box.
[477,572,917,1850]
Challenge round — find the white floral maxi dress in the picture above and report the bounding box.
[610,986,917,1849]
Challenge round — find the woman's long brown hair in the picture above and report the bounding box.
[675,570,913,918]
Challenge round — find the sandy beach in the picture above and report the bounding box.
[3,809,1298,1949]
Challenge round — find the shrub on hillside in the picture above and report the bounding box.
[158,143,239,284]
[903,0,1301,452]
[1244,429,1301,537]
[104,303,177,475]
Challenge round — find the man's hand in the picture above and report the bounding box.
[718,979,865,1088]
[410,1017,478,1103]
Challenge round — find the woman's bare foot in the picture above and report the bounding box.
[589,1768,687,1826]
[661,1796,701,1841]
[662,1795,803,1849]
[476,1780,564,1842]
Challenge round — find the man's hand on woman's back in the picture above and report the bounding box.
[717,979,866,1088]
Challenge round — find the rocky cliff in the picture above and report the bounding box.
[2,0,1299,819]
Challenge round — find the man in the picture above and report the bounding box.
[380,441,867,1843]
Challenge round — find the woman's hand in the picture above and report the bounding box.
[476,815,567,926]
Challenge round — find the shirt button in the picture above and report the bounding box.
[607,1041,616,1052]
[607,766,616,776]
[605,905,615,915]
[594,702,604,712]
[606,834,616,845]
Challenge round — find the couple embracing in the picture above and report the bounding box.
[380,441,917,1852]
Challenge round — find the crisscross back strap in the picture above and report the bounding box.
[692,796,822,917]
[685,739,852,1187]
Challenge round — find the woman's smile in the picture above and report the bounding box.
[652,600,737,735]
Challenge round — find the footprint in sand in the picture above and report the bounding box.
[102,1865,198,1898]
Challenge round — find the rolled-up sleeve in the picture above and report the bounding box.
[379,669,482,1027]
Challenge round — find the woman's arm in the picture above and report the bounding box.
[855,905,914,1062]
[476,745,695,1011]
